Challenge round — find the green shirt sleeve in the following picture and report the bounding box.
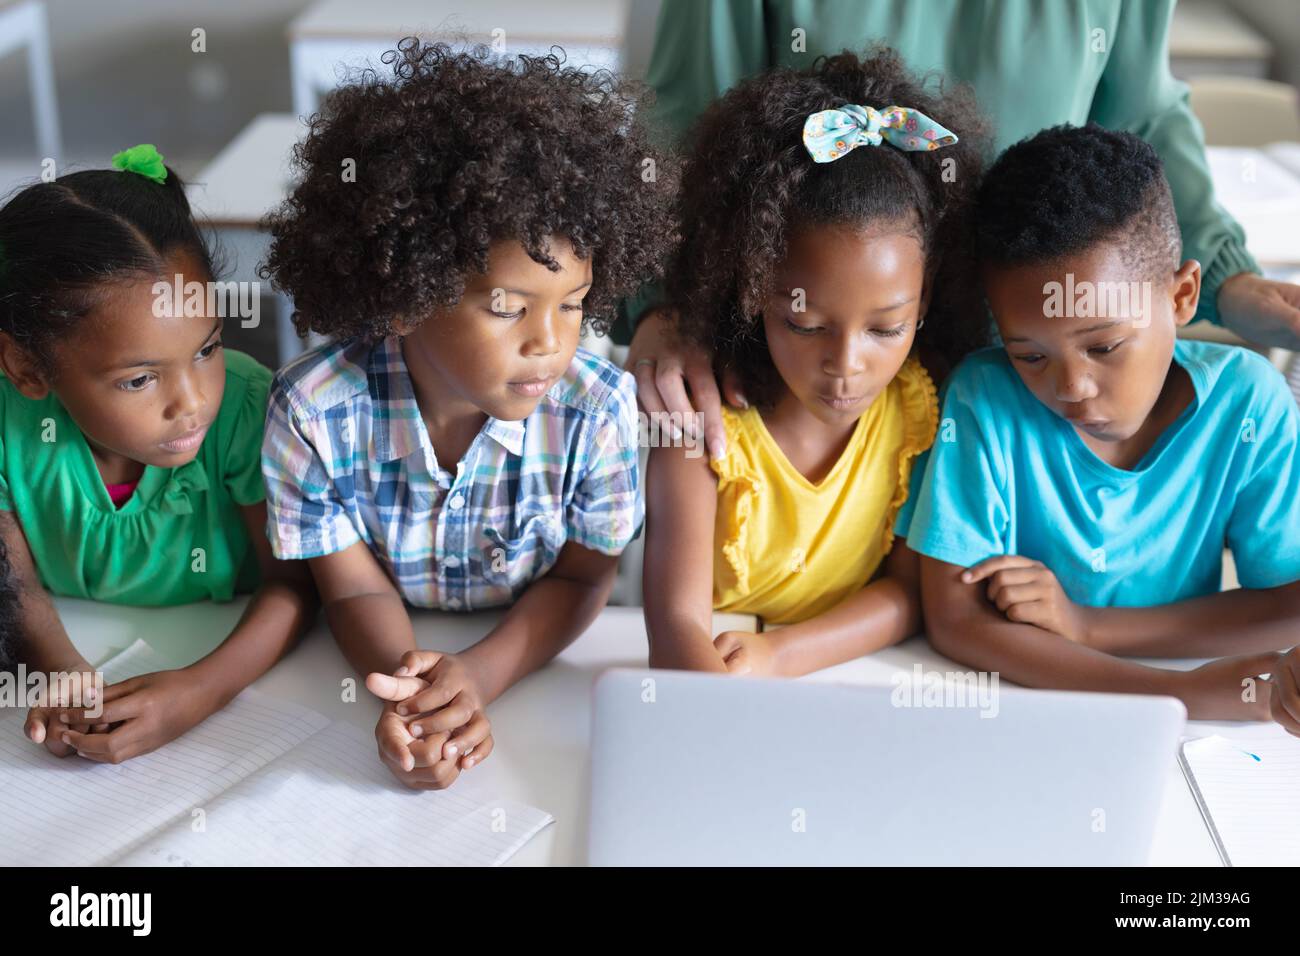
[614,0,771,344]
[1089,0,1259,325]
[219,350,274,507]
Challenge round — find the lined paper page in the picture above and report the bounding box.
[115,721,553,867]
[0,641,327,866]
[3,639,553,867]
[1181,731,1300,867]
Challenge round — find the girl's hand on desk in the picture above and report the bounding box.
[714,631,778,677]
[25,655,112,757]
[55,667,218,764]
[1178,651,1282,721]
[961,556,1093,646]
[1268,648,1300,737]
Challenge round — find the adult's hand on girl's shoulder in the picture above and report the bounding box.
[1179,651,1281,722]
[626,307,734,460]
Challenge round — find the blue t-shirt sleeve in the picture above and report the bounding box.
[1225,368,1300,589]
[902,365,1012,569]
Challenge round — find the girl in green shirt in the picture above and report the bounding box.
[0,145,317,764]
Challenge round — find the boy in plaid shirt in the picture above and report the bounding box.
[261,41,677,790]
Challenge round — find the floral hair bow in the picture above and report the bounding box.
[802,104,958,163]
[111,143,168,184]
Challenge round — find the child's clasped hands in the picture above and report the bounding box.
[365,650,494,790]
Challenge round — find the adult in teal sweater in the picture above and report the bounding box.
[626,0,1300,460]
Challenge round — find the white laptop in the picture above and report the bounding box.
[588,668,1185,866]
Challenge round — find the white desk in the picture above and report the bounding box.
[288,0,629,119]
[49,596,1244,866]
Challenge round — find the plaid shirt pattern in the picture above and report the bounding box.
[262,336,641,610]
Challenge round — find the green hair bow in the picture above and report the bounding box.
[111,143,168,184]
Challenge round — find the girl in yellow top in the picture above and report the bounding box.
[643,48,989,676]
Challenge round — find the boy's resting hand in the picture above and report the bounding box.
[367,650,493,790]
[963,555,1092,645]
[964,556,1287,722]
[1269,647,1300,736]
[372,701,468,790]
[1177,651,1280,722]
[52,667,219,764]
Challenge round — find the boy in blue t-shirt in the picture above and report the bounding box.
[900,124,1300,722]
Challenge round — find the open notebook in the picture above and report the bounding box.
[0,641,553,866]
[1179,726,1300,867]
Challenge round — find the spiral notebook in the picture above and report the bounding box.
[0,640,553,866]
[1178,728,1300,867]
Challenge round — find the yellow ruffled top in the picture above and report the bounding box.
[710,356,939,625]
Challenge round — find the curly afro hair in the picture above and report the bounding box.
[977,123,1181,279]
[667,46,990,409]
[261,39,680,341]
